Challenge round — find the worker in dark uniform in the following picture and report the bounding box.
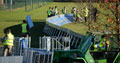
[92,8,98,23]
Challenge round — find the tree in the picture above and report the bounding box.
[99,0,120,47]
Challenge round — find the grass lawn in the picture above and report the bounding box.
[0,2,118,48]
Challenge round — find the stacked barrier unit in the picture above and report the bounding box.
[23,48,54,63]
[43,14,85,49]
[39,36,71,52]
[43,24,85,49]
[43,14,96,62]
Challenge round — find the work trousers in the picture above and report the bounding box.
[3,45,12,56]
[84,17,87,22]
[75,17,80,23]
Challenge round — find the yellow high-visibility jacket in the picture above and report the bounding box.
[4,33,14,46]
[21,23,27,33]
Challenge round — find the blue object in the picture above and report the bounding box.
[47,14,73,26]
[26,15,34,28]
[20,38,29,53]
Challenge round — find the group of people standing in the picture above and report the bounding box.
[71,6,89,24]
[47,6,59,17]
[47,6,90,24]
[47,6,67,17]
[47,6,98,24]
[73,7,98,24]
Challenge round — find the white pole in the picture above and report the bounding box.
[39,37,41,49]
[29,37,31,48]
[10,0,12,11]
[47,37,51,51]
[52,38,54,52]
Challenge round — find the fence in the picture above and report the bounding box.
[44,24,85,48]
[23,48,54,63]
[43,14,85,49]
[0,0,53,11]
[25,0,53,11]
[44,24,86,49]
[39,36,71,52]
[13,37,31,56]
[54,0,112,2]
[1,0,25,10]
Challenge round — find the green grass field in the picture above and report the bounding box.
[0,2,118,48]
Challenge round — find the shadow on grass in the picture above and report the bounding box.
[4,21,47,48]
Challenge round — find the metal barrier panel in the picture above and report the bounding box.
[39,36,71,52]
[23,48,53,63]
[0,47,3,56]
[43,24,85,49]
[14,37,21,56]
[14,37,31,56]
[33,52,53,63]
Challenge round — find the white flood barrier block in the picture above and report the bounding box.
[0,56,23,63]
